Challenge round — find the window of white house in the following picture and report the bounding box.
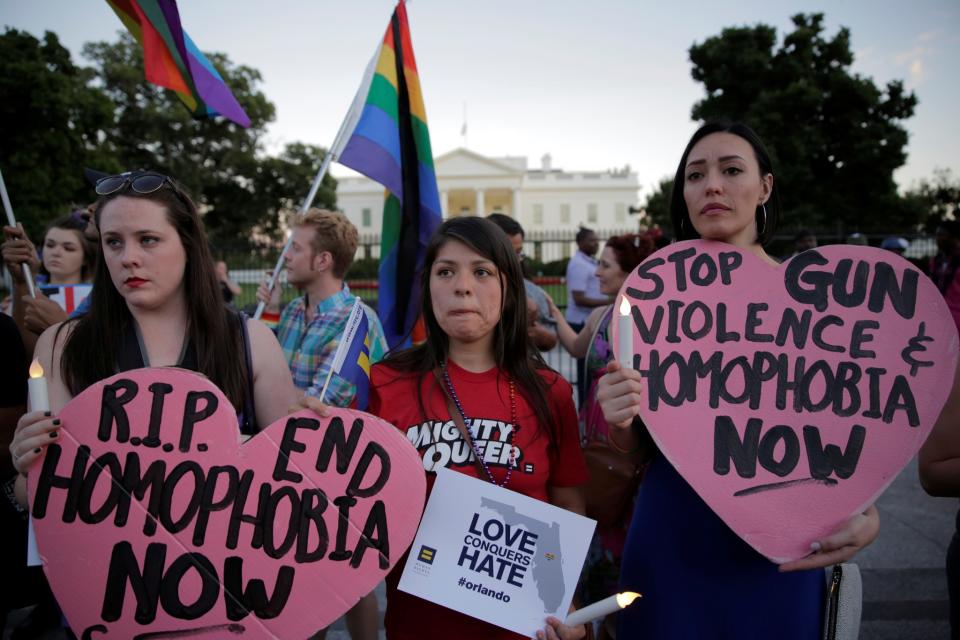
[361,208,372,227]
[560,204,571,224]
[533,204,544,225]
[587,203,598,223]
[615,202,626,223]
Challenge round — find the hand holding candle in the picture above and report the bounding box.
[617,296,634,368]
[564,591,641,627]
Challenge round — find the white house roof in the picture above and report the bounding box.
[433,147,526,177]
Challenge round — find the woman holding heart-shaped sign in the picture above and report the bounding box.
[596,122,882,639]
[10,172,298,505]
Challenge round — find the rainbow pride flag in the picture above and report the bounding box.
[331,1,442,348]
[105,0,251,127]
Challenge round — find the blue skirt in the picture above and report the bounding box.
[617,455,825,639]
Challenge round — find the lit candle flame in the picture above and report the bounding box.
[619,297,631,316]
[29,358,44,379]
[616,591,642,608]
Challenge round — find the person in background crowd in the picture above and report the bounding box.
[566,227,607,403]
[931,219,960,333]
[487,213,557,351]
[785,229,817,259]
[549,232,656,638]
[881,236,909,255]
[597,121,880,639]
[216,259,242,305]
[2,208,98,358]
[256,208,386,640]
[0,311,60,639]
[919,362,960,640]
[36,212,96,287]
[846,232,868,246]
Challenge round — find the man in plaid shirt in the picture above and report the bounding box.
[257,208,387,407]
[256,208,386,639]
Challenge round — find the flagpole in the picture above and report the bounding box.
[253,150,336,320]
[316,361,337,406]
[253,50,371,322]
[0,168,36,298]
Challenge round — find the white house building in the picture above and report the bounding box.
[336,148,640,237]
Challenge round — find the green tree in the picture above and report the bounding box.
[641,177,674,231]
[82,33,336,254]
[902,168,960,232]
[688,13,917,233]
[0,29,118,239]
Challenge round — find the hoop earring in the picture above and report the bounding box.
[757,204,768,237]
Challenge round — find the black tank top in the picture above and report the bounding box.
[115,311,257,435]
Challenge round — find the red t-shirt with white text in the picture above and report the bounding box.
[369,360,588,640]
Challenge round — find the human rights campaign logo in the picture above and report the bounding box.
[418,545,437,565]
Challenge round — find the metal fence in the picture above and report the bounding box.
[228,229,938,308]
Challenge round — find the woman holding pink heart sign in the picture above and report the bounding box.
[10,171,298,503]
[597,122,881,640]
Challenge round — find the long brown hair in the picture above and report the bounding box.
[382,217,558,447]
[58,177,249,411]
[670,120,781,245]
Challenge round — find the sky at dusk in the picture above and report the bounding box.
[3,0,958,199]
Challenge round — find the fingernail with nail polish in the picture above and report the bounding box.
[52,419,61,426]
[50,432,58,438]
[33,448,41,454]
[810,541,822,552]
[44,411,51,417]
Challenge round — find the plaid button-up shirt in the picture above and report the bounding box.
[275,287,387,407]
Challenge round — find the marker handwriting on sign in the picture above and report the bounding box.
[626,247,919,321]
[33,378,393,627]
[615,241,958,561]
[619,245,932,494]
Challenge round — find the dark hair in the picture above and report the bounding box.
[39,211,97,282]
[487,213,524,238]
[669,121,781,245]
[575,227,595,243]
[381,217,557,447]
[937,220,960,238]
[604,232,657,274]
[794,229,816,243]
[59,177,249,411]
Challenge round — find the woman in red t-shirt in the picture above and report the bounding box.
[371,216,589,640]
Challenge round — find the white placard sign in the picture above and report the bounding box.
[399,468,596,636]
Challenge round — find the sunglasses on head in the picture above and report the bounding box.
[95,172,176,197]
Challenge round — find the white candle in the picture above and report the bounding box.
[617,296,634,369]
[26,358,49,567]
[565,591,641,627]
[28,359,49,412]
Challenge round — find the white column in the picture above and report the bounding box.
[475,189,485,216]
[512,190,521,220]
[440,190,448,217]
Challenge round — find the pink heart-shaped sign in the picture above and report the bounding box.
[28,368,426,639]
[613,240,958,562]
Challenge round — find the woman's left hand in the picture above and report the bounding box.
[779,504,880,572]
[536,616,586,640]
[290,394,330,418]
